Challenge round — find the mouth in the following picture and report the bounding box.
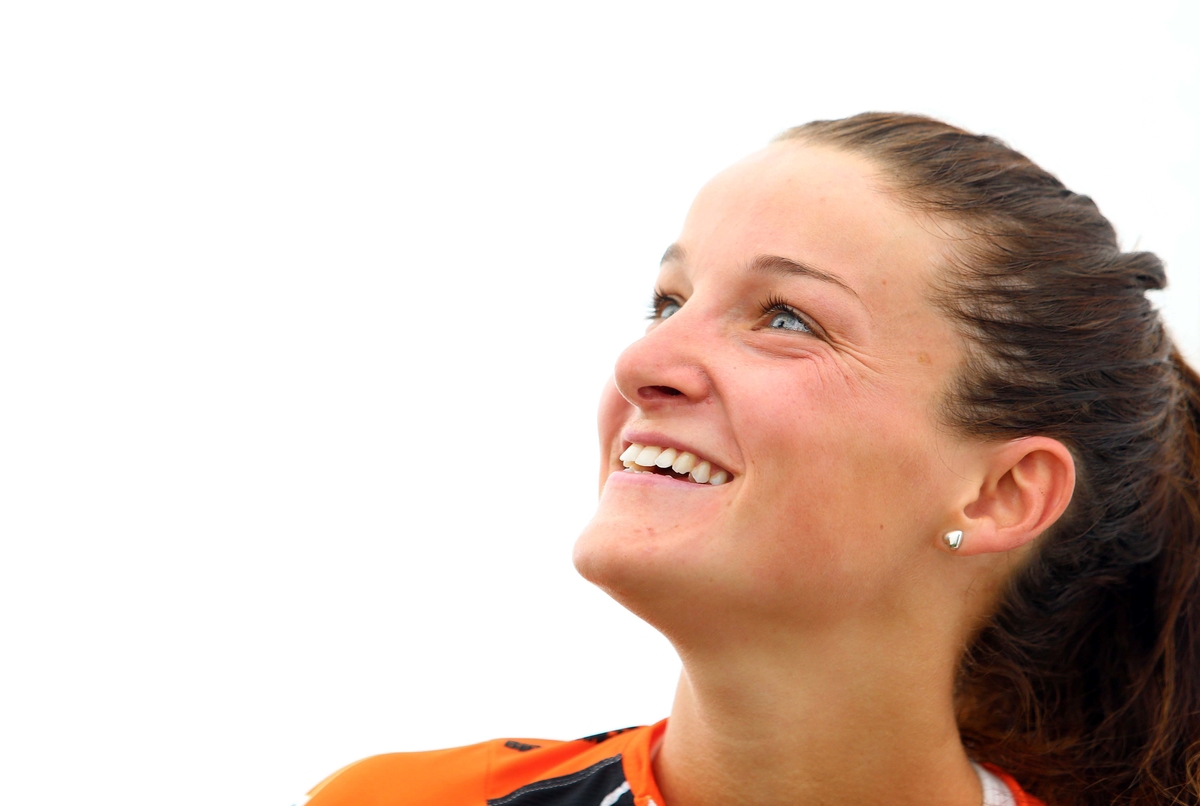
[618,443,731,486]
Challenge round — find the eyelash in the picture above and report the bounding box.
[759,294,816,334]
[646,289,679,320]
[646,291,819,336]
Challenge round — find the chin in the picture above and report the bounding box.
[573,498,747,643]
[573,530,689,646]
[575,505,680,599]
[572,509,663,601]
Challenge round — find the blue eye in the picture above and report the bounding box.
[761,295,813,334]
[768,308,810,332]
[648,291,682,321]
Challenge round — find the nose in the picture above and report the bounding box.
[612,309,713,410]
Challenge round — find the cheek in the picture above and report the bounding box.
[597,377,632,485]
[735,365,941,567]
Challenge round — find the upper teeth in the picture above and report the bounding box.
[618,443,730,486]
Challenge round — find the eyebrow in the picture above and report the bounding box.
[748,254,860,299]
[660,243,688,265]
[659,243,860,300]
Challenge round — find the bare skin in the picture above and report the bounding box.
[574,143,1075,806]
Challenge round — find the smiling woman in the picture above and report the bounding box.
[300,114,1200,806]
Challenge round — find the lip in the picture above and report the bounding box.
[605,467,719,489]
[617,429,733,478]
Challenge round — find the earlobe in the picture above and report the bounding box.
[947,437,1076,556]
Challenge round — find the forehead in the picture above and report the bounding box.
[675,142,949,300]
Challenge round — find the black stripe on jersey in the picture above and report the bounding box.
[487,754,634,806]
[579,728,637,744]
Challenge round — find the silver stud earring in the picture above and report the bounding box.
[943,530,964,550]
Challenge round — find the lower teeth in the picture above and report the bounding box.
[621,459,728,486]
[625,466,698,482]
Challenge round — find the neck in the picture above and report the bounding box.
[652,619,982,806]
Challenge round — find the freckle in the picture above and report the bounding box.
[917,352,932,366]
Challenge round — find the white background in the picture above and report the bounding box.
[1,2,1196,804]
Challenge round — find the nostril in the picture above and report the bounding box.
[639,385,685,399]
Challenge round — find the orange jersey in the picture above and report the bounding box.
[302,723,666,806]
[301,720,1044,806]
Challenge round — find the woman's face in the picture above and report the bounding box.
[574,142,977,636]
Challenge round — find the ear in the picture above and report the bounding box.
[952,437,1076,556]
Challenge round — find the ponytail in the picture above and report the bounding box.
[1152,349,1200,800]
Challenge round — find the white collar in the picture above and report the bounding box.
[971,762,1016,806]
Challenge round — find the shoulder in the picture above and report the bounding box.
[301,740,495,806]
[301,726,654,806]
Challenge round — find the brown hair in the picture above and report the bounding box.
[777,114,1200,806]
